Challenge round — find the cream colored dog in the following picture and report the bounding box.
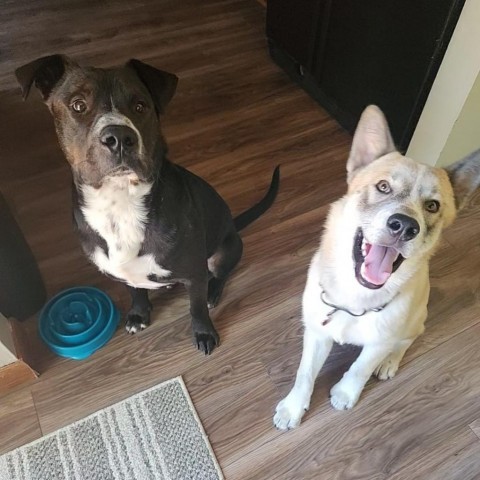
[274,105,480,430]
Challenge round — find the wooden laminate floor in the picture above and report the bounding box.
[1,1,480,478]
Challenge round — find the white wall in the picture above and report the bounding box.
[436,72,480,167]
[0,314,17,367]
[407,0,480,167]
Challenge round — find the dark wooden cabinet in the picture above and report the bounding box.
[0,192,46,320]
[267,0,465,151]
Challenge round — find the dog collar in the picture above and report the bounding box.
[319,287,393,326]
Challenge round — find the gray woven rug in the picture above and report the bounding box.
[0,377,223,480]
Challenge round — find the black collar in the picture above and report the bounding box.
[320,287,395,326]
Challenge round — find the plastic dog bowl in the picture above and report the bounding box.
[39,287,120,360]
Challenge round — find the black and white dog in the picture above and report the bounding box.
[16,55,279,354]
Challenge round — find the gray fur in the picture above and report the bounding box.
[445,149,480,210]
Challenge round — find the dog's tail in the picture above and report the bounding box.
[233,166,280,232]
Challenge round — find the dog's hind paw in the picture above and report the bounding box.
[194,331,219,355]
[374,356,400,380]
[207,278,225,309]
[125,312,150,334]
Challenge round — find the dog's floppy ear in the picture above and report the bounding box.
[445,149,480,210]
[128,59,178,115]
[15,54,68,101]
[347,105,396,182]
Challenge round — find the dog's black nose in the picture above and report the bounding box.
[387,214,420,241]
[100,125,138,154]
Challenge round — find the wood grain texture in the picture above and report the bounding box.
[229,326,480,480]
[0,0,480,478]
[0,389,41,455]
[0,361,37,395]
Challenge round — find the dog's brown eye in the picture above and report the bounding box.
[425,200,440,213]
[376,180,391,194]
[71,99,87,113]
[135,101,146,113]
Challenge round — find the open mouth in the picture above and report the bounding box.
[353,228,405,289]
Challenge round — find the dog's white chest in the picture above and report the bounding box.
[81,177,171,289]
[302,279,391,346]
[306,301,376,345]
[322,311,378,345]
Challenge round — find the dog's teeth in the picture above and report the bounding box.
[360,263,366,277]
[361,239,367,257]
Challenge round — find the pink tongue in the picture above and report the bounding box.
[363,244,398,285]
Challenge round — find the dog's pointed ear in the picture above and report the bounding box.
[445,149,480,210]
[347,105,396,182]
[127,59,178,115]
[15,54,68,100]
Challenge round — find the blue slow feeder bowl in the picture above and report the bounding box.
[39,287,120,360]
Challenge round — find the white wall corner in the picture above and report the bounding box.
[407,0,480,167]
[0,314,18,367]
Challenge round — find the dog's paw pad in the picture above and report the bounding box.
[125,314,150,334]
[194,331,219,355]
[273,398,307,431]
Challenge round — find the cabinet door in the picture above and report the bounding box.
[267,0,464,150]
[266,0,321,70]
[314,0,464,149]
[0,193,46,320]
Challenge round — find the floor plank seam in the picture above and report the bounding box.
[30,387,45,437]
[469,420,480,441]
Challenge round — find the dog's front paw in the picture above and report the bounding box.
[330,380,360,410]
[194,330,219,355]
[125,311,150,334]
[273,394,309,430]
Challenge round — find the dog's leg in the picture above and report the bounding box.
[274,329,333,430]
[186,277,220,355]
[330,344,392,410]
[373,338,415,380]
[207,232,243,308]
[125,286,152,334]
